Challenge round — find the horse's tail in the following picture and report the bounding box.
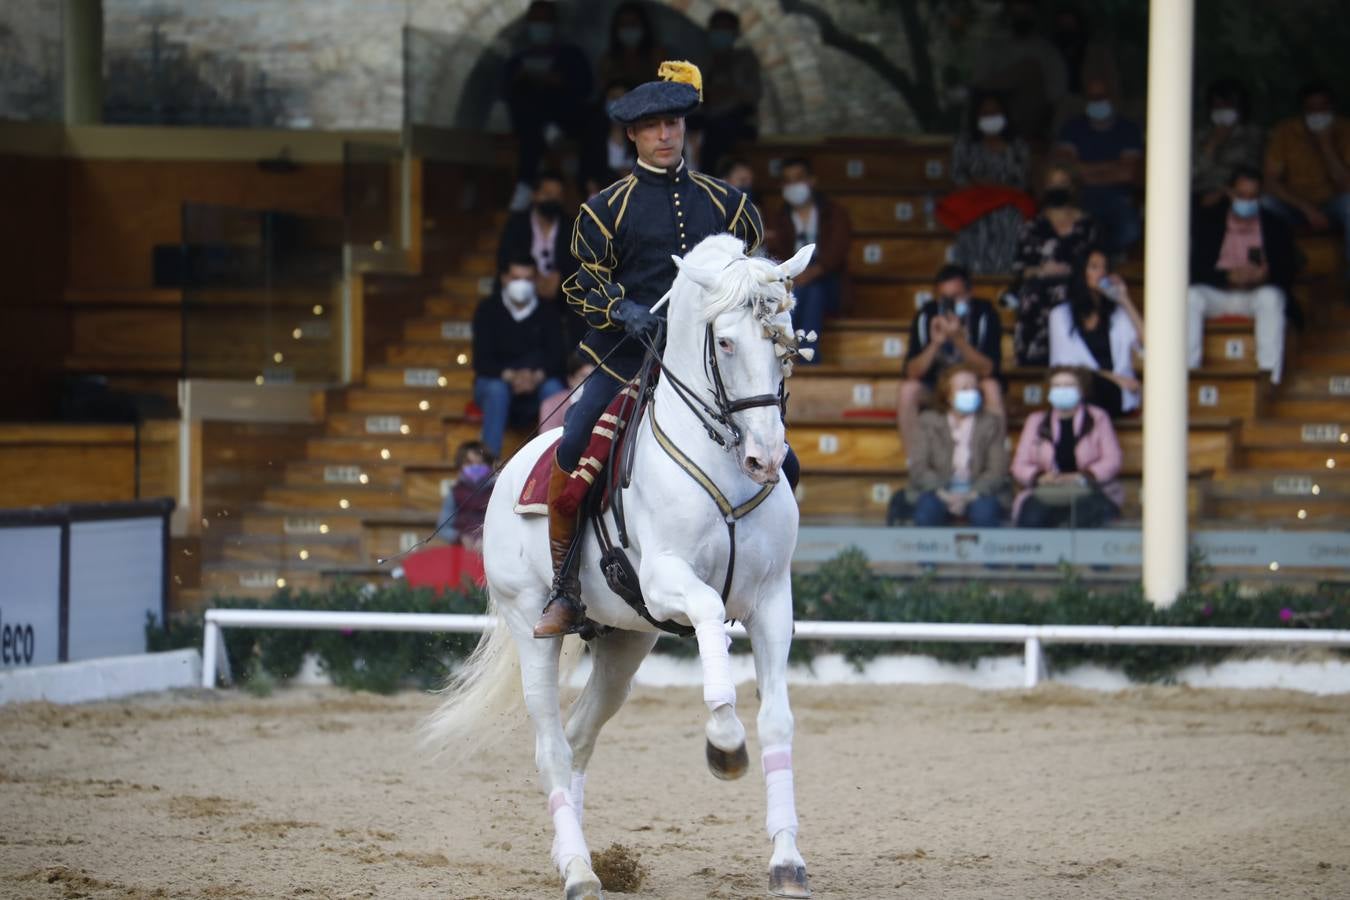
[418,598,585,759]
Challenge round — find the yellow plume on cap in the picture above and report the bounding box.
[658,60,703,101]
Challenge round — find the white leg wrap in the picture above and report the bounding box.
[570,771,586,824]
[694,620,736,712]
[549,789,590,872]
[762,744,799,840]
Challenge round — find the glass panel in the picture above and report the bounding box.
[344,141,413,274]
[0,3,64,122]
[180,203,343,384]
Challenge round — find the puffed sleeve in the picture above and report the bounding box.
[561,202,625,332]
[725,186,765,255]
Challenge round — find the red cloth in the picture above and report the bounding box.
[516,438,562,513]
[401,545,485,592]
[936,186,1037,233]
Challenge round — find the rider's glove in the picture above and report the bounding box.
[610,299,661,340]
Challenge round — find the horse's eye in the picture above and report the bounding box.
[717,338,734,354]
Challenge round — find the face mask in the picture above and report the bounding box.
[527,22,555,45]
[1231,197,1260,219]
[1305,112,1333,132]
[782,182,812,207]
[1042,187,1071,208]
[1211,108,1239,127]
[534,199,563,221]
[1048,385,1081,410]
[505,278,535,304]
[461,463,492,483]
[1086,100,1113,121]
[709,30,736,51]
[977,114,1007,136]
[952,388,982,415]
[617,26,644,48]
[954,299,970,318]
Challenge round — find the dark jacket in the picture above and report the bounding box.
[561,160,762,374]
[766,193,853,302]
[496,209,577,282]
[905,297,1003,387]
[1190,202,1298,294]
[471,295,566,381]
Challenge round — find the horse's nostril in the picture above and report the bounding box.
[746,456,763,471]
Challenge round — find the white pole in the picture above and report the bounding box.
[1023,638,1044,689]
[201,619,219,689]
[1142,0,1195,607]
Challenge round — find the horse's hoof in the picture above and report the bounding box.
[706,740,749,780]
[768,864,811,898]
[564,877,602,900]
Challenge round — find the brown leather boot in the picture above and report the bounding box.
[533,459,585,638]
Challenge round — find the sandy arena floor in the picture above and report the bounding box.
[2,681,1349,899]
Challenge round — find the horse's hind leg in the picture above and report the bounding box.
[510,605,603,900]
[563,629,659,818]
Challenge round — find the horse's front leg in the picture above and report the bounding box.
[644,554,749,780]
[746,583,811,898]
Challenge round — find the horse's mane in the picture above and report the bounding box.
[681,234,794,325]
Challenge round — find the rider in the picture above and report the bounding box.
[534,61,766,638]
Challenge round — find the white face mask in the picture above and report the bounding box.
[782,182,812,207]
[1306,112,1334,132]
[505,278,535,305]
[1085,99,1113,121]
[977,114,1007,136]
[1210,108,1239,127]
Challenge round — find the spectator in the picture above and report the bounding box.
[1193,78,1264,208]
[1054,75,1143,256]
[1048,248,1143,416]
[1011,366,1123,528]
[503,1,593,211]
[538,352,596,432]
[597,3,665,97]
[766,157,853,363]
[973,0,1068,141]
[437,441,496,552]
[1188,166,1297,385]
[1263,82,1350,286]
[717,155,755,201]
[496,170,576,306]
[1011,164,1099,365]
[582,80,636,195]
[472,254,568,456]
[697,9,762,175]
[899,263,1004,455]
[942,91,1034,274]
[1049,5,1116,103]
[905,363,1009,527]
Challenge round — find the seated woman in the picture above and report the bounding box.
[1011,367,1124,528]
[1010,165,1098,366]
[941,91,1034,275]
[905,364,1009,527]
[438,441,497,553]
[1048,248,1144,416]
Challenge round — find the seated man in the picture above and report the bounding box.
[899,263,1004,457]
[496,170,580,347]
[1187,165,1297,384]
[1053,76,1143,256]
[471,254,568,456]
[1263,81,1350,290]
[765,156,852,363]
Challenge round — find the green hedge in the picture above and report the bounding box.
[149,550,1350,691]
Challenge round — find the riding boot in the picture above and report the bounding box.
[533,459,585,638]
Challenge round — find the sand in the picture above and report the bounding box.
[2,682,1349,899]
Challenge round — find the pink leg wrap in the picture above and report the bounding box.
[762,744,799,840]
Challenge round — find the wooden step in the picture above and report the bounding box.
[1269,396,1350,421]
[1239,419,1347,448]
[793,472,904,524]
[199,565,325,596]
[1187,371,1267,420]
[423,295,482,318]
[262,483,409,512]
[849,236,954,281]
[283,460,405,489]
[230,509,368,539]
[442,273,496,298]
[1278,370,1350,399]
[404,316,474,343]
[362,518,440,563]
[337,387,473,416]
[1298,235,1344,278]
[304,436,445,465]
[1203,495,1348,526]
[762,191,952,237]
[364,364,474,391]
[324,411,447,439]
[1241,446,1350,471]
[210,534,364,567]
[384,339,473,367]
[747,142,955,191]
[402,465,459,508]
[1204,469,1350,496]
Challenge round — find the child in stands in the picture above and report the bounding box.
[438,441,497,552]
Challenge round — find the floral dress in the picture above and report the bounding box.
[1010,213,1099,366]
[950,135,1031,274]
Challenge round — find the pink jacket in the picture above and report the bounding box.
[1010,405,1124,519]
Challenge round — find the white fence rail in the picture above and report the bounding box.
[201,609,1350,690]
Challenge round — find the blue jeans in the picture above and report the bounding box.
[1079,186,1141,257]
[474,375,566,457]
[790,272,840,364]
[912,490,1003,527]
[1263,192,1350,277]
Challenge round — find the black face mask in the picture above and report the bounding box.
[535,200,564,221]
[1042,188,1072,209]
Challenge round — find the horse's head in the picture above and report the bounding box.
[670,236,816,485]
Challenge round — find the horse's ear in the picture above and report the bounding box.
[671,254,721,293]
[776,243,816,281]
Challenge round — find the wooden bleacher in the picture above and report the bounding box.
[61,135,1328,599]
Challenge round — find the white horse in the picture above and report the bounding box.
[423,234,816,899]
